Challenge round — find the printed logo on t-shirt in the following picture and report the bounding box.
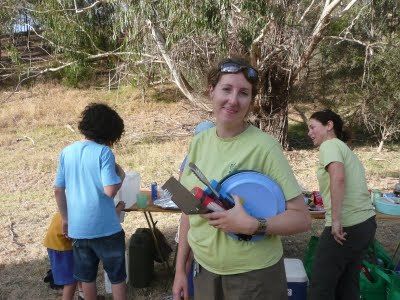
[228,162,238,174]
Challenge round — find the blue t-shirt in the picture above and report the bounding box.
[54,141,122,239]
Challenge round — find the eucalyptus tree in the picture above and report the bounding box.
[360,43,400,152]
[338,0,400,151]
[309,0,400,151]
[123,0,364,147]
[1,0,368,147]
[27,0,121,85]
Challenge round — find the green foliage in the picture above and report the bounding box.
[1,0,398,147]
[238,27,255,49]
[360,40,400,144]
[371,0,399,35]
[32,0,120,55]
[0,0,18,35]
[61,62,93,87]
[6,45,22,65]
[288,122,313,149]
[325,16,352,36]
[27,0,120,86]
[301,0,399,113]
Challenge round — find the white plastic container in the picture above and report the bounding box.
[114,171,141,209]
[125,250,129,283]
[284,258,308,300]
[104,252,129,293]
[104,270,112,294]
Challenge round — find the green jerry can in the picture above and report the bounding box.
[128,228,155,288]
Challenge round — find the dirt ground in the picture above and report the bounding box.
[0,84,399,299]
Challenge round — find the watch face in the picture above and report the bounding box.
[257,218,267,233]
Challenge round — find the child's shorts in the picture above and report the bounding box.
[72,230,126,284]
[47,249,76,285]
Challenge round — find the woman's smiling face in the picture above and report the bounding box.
[210,72,253,129]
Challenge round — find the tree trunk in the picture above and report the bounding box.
[248,1,355,149]
[377,139,384,153]
[254,65,290,148]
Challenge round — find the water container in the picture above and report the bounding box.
[104,270,112,294]
[105,252,129,293]
[128,229,154,288]
[125,250,129,283]
[114,172,140,209]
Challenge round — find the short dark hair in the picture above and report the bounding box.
[78,103,124,146]
[310,109,351,142]
[207,57,259,100]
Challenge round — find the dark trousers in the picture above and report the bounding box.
[194,257,288,300]
[309,216,377,300]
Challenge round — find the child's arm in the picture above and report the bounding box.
[115,163,125,182]
[115,201,126,216]
[104,162,125,198]
[104,184,121,198]
[101,151,123,198]
[54,187,68,236]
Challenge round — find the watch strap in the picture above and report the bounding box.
[255,218,267,235]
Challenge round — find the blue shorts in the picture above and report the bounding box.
[47,249,76,285]
[72,230,126,284]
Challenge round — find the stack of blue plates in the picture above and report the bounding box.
[213,171,286,241]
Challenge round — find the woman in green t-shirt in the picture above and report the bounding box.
[172,57,311,300]
[308,109,376,300]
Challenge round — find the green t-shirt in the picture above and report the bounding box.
[180,125,302,275]
[317,138,375,227]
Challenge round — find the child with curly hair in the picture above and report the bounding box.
[54,103,127,300]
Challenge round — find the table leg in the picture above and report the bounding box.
[142,211,173,274]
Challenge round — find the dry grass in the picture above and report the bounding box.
[0,83,399,299]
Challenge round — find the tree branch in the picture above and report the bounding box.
[1,52,163,102]
[13,0,107,14]
[147,19,211,112]
[299,0,316,22]
[291,0,359,85]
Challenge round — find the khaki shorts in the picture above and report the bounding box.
[193,257,288,300]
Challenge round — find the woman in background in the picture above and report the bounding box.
[308,109,376,300]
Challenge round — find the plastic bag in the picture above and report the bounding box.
[303,235,319,280]
[373,265,400,300]
[360,261,387,300]
[365,239,395,270]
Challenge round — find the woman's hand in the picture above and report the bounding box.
[172,270,188,300]
[201,195,258,235]
[331,220,347,245]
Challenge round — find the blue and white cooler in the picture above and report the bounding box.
[284,258,308,300]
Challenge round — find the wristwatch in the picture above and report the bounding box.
[255,218,268,235]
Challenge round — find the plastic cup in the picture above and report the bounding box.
[136,193,148,209]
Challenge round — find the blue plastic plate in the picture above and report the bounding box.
[217,171,286,241]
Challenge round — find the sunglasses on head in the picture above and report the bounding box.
[219,61,258,82]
